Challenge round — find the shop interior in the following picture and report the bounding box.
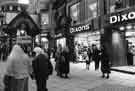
[74,31,100,62]
[56,38,66,48]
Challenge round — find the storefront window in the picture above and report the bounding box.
[57,38,66,48]
[69,0,98,25]
[109,0,126,13]
[86,0,98,21]
[41,13,49,25]
[70,2,80,26]
[74,31,100,62]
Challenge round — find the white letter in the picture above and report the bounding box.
[121,14,128,21]
[110,16,117,24]
[128,12,135,19]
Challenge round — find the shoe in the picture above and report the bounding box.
[106,76,109,79]
[60,74,64,78]
[101,75,105,78]
[65,75,69,79]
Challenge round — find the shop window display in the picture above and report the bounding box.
[56,38,66,48]
[126,30,135,65]
[74,31,100,62]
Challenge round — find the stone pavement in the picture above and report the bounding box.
[1,61,135,91]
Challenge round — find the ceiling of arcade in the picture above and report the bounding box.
[0,0,52,13]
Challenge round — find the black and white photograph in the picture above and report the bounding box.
[0,0,135,91]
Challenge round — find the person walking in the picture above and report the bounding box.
[100,45,111,79]
[86,47,92,70]
[32,47,53,91]
[61,46,70,78]
[55,44,62,77]
[92,44,100,70]
[4,44,31,91]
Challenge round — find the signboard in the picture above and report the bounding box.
[55,33,63,38]
[110,11,135,24]
[108,8,135,24]
[16,36,32,44]
[70,24,91,34]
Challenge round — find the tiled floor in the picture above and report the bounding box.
[1,61,135,91]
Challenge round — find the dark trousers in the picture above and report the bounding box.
[36,77,48,91]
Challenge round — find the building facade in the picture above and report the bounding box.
[53,0,101,62]
[100,0,135,68]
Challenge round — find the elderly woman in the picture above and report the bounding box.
[4,44,31,91]
[32,47,53,91]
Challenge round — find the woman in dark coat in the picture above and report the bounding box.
[61,46,70,78]
[100,46,111,79]
[55,44,62,77]
[92,45,100,70]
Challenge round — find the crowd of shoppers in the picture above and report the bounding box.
[2,43,111,91]
[81,44,111,79]
[55,44,70,78]
[3,44,53,91]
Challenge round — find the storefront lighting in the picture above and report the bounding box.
[126,25,132,30]
[41,37,48,42]
[20,30,25,35]
[35,38,39,43]
[119,26,125,31]
[112,32,120,44]
[18,0,29,4]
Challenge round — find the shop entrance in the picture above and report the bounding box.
[74,31,100,62]
[109,24,135,74]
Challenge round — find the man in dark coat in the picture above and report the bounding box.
[32,47,53,91]
[100,46,111,79]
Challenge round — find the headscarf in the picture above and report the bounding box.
[7,44,28,61]
[33,47,49,59]
[6,44,30,76]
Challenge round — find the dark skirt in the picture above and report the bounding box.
[4,75,28,91]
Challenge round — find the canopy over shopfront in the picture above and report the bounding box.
[4,11,40,37]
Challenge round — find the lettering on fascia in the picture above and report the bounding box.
[70,24,90,33]
[110,11,135,24]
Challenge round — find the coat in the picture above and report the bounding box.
[5,45,30,91]
[100,50,110,73]
[61,51,70,74]
[32,54,53,79]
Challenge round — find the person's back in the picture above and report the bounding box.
[32,53,53,78]
[33,54,48,78]
[32,47,53,91]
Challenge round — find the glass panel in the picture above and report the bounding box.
[70,2,80,26]
[41,13,49,25]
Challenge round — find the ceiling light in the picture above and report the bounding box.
[119,26,125,31]
[126,25,132,30]
[18,0,29,4]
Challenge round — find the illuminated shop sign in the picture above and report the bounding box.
[110,11,135,24]
[70,24,91,34]
[55,33,63,38]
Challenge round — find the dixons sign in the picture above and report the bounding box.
[110,11,135,24]
[70,24,91,34]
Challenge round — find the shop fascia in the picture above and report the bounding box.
[55,33,63,38]
[70,24,91,34]
[110,11,135,24]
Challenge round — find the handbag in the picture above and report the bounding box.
[3,75,13,91]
